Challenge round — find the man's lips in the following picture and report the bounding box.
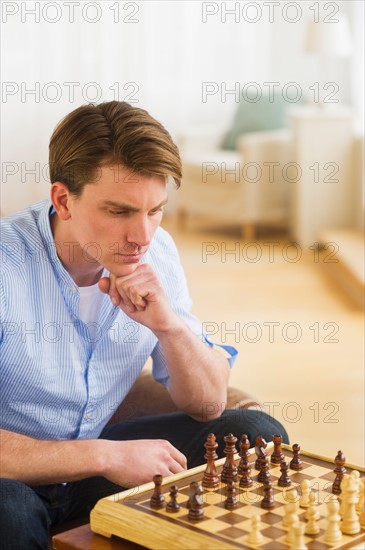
[116,252,144,262]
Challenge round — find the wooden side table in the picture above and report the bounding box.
[52,523,145,550]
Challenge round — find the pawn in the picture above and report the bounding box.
[283,489,299,527]
[224,480,239,510]
[290,443,303,470]
[285,510,299,545]
[246,515,264,547]
[305,493,320,535]
[166,485,180,513]
[299,479,311,508]
[261,480,275,510]
[291,522,308,550]
[278,461,291,487]
[257,457,271,484]
[324,495,342,544]
[150,474,165,509]
[341,473,361,535]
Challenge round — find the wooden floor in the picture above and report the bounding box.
[161,216,365,468]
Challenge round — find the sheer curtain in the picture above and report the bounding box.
[1,1,271,215]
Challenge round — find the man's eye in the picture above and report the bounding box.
[149,208,163,215]
[110,210,128,216]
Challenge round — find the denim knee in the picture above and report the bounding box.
[0,478,50,550]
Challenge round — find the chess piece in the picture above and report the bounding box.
[324,495,342,544]
[292,522,308,550]
[278,460,291,487]
[221,433,238,483]
[246,515,264,547]
[261,480,275,510]
[283,489,299,526]
[224,480,238,510]
[290,443,303,470]
[359,478,365,529]
[254,435,267,470]
[166,485,180,513]
[285,506,299,545]
[257,457,271,484]
[202,433,220,489]
[341,473,361,535]
[150,474,165,509]
[188,482,205,521]
[340,474,350,518]
[332,450,347,495]
[270,434,285,464]
[355,473,363,514]
[305,492,320,535]
[299,479,311,508]
[305,490,320,521]
[238,435,253,488]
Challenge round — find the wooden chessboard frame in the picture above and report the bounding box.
[90,443,365,550]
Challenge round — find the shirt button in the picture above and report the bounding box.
[71,287,77,293]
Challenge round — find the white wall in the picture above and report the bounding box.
[1,1,362,216]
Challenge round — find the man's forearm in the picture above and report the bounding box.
[0,429,104,485]
[155,321,230,422]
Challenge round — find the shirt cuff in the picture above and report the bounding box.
[202,335,238,368]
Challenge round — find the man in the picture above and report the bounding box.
[0,101,288,548]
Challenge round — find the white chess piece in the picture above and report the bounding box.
[246,514,264,547]
[305,491,320,522]
[341,473,361,535]
[299,480,311,508]
[340,474,350,518]
[305,495,320,535]
[358,477,365,529]
[324,495,342,544]
[285,510,299,545]
[291,522,308,550]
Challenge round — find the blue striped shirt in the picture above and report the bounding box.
[0,200,237,440]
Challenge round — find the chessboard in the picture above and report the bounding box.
[90,441,365,550]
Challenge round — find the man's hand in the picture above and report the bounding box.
[98,264,182,334]
[99,439,187,487]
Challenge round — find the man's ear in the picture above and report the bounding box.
[50,182,72,221]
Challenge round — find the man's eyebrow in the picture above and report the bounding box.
[102,199,169,211]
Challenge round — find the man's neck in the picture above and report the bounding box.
[50,212,104,287]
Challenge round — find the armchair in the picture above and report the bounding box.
[176,127,291,239]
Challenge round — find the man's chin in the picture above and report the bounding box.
[109,261,141,277]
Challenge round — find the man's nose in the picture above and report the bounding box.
[126,216,151,247]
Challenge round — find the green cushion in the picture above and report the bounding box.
[221,94,288,150]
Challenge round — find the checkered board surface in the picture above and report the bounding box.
[90,444,365,550]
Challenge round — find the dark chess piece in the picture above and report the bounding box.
[221,433,238,483]
[202,433,220,489]
[261,480,275,510]
[224,480,239,510]
[150,474,165,509]
[271,434,285,464]
[188,482,205,521]
[257,457,271,484]
[238,435,253,488]
[278,461,291,487]
[290,443,304,471]
[332,450,347,495]
[166,485,180,513]
[255,435,267,470]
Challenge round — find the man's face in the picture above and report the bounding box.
[66,164,168,277]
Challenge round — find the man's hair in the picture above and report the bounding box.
[49,101,182,195]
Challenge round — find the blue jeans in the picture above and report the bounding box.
[0,409,288,549]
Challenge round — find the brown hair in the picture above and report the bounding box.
[49,101,182,195]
